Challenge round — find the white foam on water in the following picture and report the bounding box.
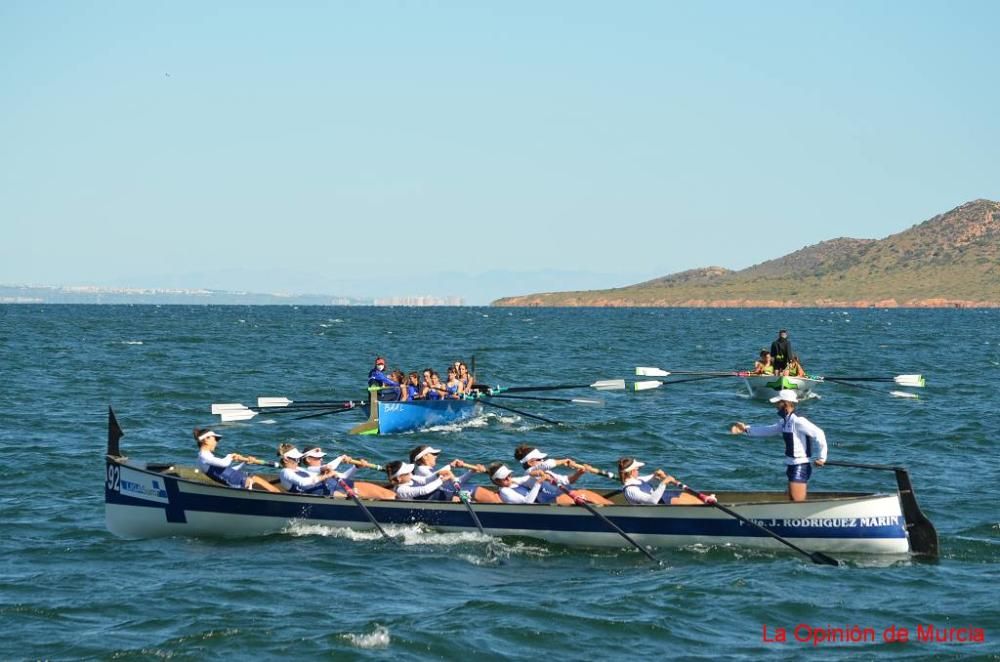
[119,340,143,345]
[342,626,390,649]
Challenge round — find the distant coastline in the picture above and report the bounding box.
[0,285,463,306]
[492,199,1000,308]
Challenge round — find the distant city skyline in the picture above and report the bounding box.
[2,2,998,305]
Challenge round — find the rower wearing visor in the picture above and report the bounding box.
[385,460,458,501]
[409,445,500,503]
[487,463,547,504]
[513,445,613,505]
[300,446,395,500]
[194,428,279,492]
[617,457,705,505]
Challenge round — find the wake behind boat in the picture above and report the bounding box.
[105,410,938,559]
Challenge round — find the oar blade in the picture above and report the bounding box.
[810,551,841,567]
[632,380,663,391]
[211,403,247,415]
[257,397,293,408]
[219,409,257,422]
[570,398,604,406]
[591,379,626,390]
[893,375,925,388]
[635,367,670,377]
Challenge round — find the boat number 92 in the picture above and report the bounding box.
[106,463,120,492]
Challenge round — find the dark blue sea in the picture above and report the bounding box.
[1,305,997,659]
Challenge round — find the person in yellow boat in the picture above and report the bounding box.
[752,350,775,375]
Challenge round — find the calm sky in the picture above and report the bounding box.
[2,1,998,304]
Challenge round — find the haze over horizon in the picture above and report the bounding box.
[3,2,998,305]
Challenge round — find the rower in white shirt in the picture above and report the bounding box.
[513,445,613,505]
[487,463,547,504]
[385,460,458,501]
[194,428,279,492]
[408,445,500,503]
[299,447,395,500]
[617,457,706,505]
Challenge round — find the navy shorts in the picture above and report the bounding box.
[786,463,813,484]
[659,489,682,504]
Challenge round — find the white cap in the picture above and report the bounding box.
[392,462,415,479]
[282,448,304,460]
[414,446,441,461]
[491,465,513,481]
[197,430,221,442]
[769,389,799,404]
[624,460,645,473]
[521,448,547,465]
[302,448,326,459]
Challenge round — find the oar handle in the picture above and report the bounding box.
[452,460,487,472]
[346,458,384,471]
[677,483,717,504]
[567,459,615,479]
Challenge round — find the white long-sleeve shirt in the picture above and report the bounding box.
[623,474,672,505]
[746,412,828,465]
[395,477,445,500]
[305,463,356,480]
[280,467,325,492]
[498,481,543,504]
[197,449,233,472]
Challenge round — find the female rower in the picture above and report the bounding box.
[753,350,775,375]
[300,447,395,499]
[408,445,501,503]
[426,371,445,400]
[277,444,340,496]
[405,372,422,400]
[194,428,279,492]
[783,355,806,377]
[385,460,458,501]
[444,366,464,398]
[487,462,547,504]
[617,457,705,505]
[513,445,614,505]
[458,361,475,392]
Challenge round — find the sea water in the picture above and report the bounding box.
[0,305,997,658]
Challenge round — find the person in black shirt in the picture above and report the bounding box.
[770,329,794,373]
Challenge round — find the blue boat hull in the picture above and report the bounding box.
[355,398,484,434]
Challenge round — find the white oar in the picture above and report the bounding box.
[636,367,670,378]
[219,409,258,422]
[633,380,663,391]
[211,403,249,415]
[494,379,626,394]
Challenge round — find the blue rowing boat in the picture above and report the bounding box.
[349,387,483,435]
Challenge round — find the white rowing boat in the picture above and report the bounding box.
[104,410,937,558]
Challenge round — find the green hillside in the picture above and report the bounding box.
[492,200,1000,307]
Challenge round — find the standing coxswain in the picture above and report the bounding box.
[731,389,827,502]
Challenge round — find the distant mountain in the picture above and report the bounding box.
[492,199,1000,308]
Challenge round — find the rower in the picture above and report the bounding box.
[405,372,421,401]
[784,355,805,377]
[300,447,395,499]
[409,445,500,503]
[513,445,613,505]
[731,389,828,502]
[194,428,279,492]
[458,361,475,392]
[617,457,705,505]
[277,444,341,496]
[753,350,775,375]
[444,366,464,398]
[385,460,458,501]
[487,463,547,504]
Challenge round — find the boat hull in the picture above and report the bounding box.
[743,375,821,401]
[354,398,484,435]
[105,459,913,555]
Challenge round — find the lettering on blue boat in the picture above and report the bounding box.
[117,470,170,503]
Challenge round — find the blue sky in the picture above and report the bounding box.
[2,1,998,304]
